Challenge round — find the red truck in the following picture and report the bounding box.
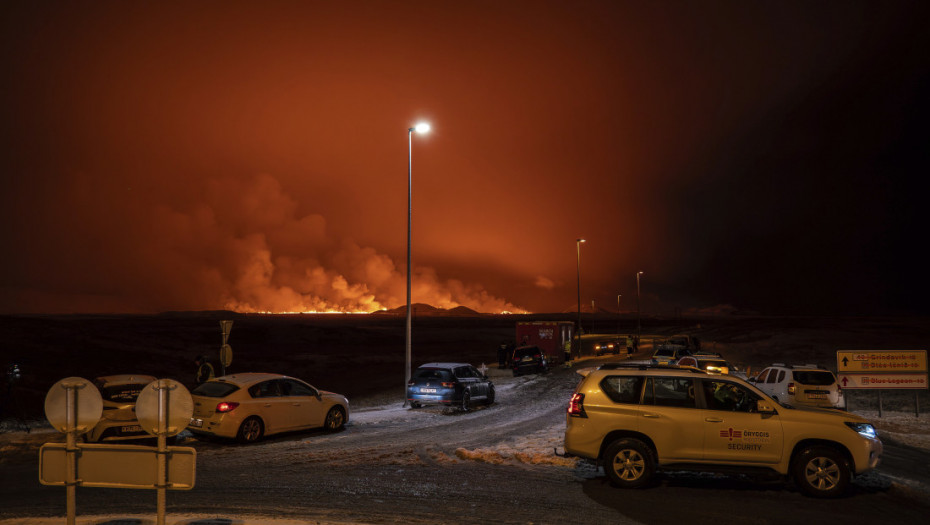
[515,321,575,365]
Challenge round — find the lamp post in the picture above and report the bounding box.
[617,294,622,334]
[405,122,430,407]
[575,238,585,359]
[636,271,643,339]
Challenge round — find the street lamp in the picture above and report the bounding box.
[405,122,430,407]
[636,271,644,339]
[617,294,622,334]
[575,238,586,359]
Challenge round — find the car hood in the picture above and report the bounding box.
[778,404,869,424]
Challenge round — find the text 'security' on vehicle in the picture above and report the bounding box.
[564,363,881,498]
[407,362,494,411]
[187,373,349,443]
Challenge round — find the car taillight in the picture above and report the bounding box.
[441,382,455,388]
[568,393,587,418]
[216,401,239,413]
[534,354,541,359]
[787,382,795,395]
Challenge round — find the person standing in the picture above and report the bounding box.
[195,355,215,385]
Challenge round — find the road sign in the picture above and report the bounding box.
[40,443,196,489]
[44,377,102,435]
[837,350,927,373]
[838,373,928,390]
[135,379,193,437]
[220,343,233,367]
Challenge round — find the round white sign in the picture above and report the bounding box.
[135,379,194,437]
[44,377,103,434]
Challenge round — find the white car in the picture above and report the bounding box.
[86,374,157,442]
[749,364,844,409]
[188,373,349,443]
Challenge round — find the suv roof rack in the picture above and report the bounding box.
[598,363,707,374]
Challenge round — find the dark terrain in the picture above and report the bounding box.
[1,312,929,423]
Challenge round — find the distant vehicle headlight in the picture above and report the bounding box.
[845,422,877,439]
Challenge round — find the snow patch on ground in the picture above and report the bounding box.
[852,410,930,451]
[443,424,578,468]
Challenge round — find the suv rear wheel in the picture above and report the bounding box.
[793,446,850,498]
[603,438,655,488]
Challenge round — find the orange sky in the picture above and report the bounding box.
[1,2,927,315]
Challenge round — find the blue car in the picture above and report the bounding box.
[406,362,495,411]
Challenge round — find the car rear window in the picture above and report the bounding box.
[97,384,148,402]
[191,382,240,397]
[792,370,836,385]
[513,347,540,359]
[654,348,675,357]
[412,368,453,382]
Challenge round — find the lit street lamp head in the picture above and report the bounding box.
[577,238,586,243]
[411,122,431,133]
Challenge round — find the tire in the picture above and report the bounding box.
[486,385,495,405]
[460,390,471,412]
[324,406,346,431]
[410,401,422,409]
[603,438,656,489]
[236,416,264,444]
[793,446,850,498]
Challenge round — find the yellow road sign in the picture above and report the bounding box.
[836,350,927,373]
[838,372,928,390]
[39,443,196,489]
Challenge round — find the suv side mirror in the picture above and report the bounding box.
[756,399,777,413]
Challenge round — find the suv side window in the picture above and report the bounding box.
[643,377,696,408]
[703,379,760,412]
[767,369,781,383]
[756,369,770,383]
[601,376,645,404]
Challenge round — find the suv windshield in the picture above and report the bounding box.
[792,370,836,385]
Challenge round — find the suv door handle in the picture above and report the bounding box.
[705,417,723,423]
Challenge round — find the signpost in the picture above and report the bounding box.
[220,319,234,376]
[41,377,196,525]
[837,350,928,416]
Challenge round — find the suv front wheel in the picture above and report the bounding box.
[603,438,655,488]
[793,446,850,498]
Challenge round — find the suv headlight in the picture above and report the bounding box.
[845,422,877,439]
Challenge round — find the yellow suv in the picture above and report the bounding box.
[564,364,882,498]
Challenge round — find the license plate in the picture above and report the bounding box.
[420,388,437,393]
[189,418,203,428]
[807,393,827,399]
[522,356,533,362]
[121,425,142,433]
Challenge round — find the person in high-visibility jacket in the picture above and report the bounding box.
[195,355,215,384]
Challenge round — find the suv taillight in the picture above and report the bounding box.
[441,382,455,388]
[568,393,587,418]
[216,401,239,413]
[787,382,795,395]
